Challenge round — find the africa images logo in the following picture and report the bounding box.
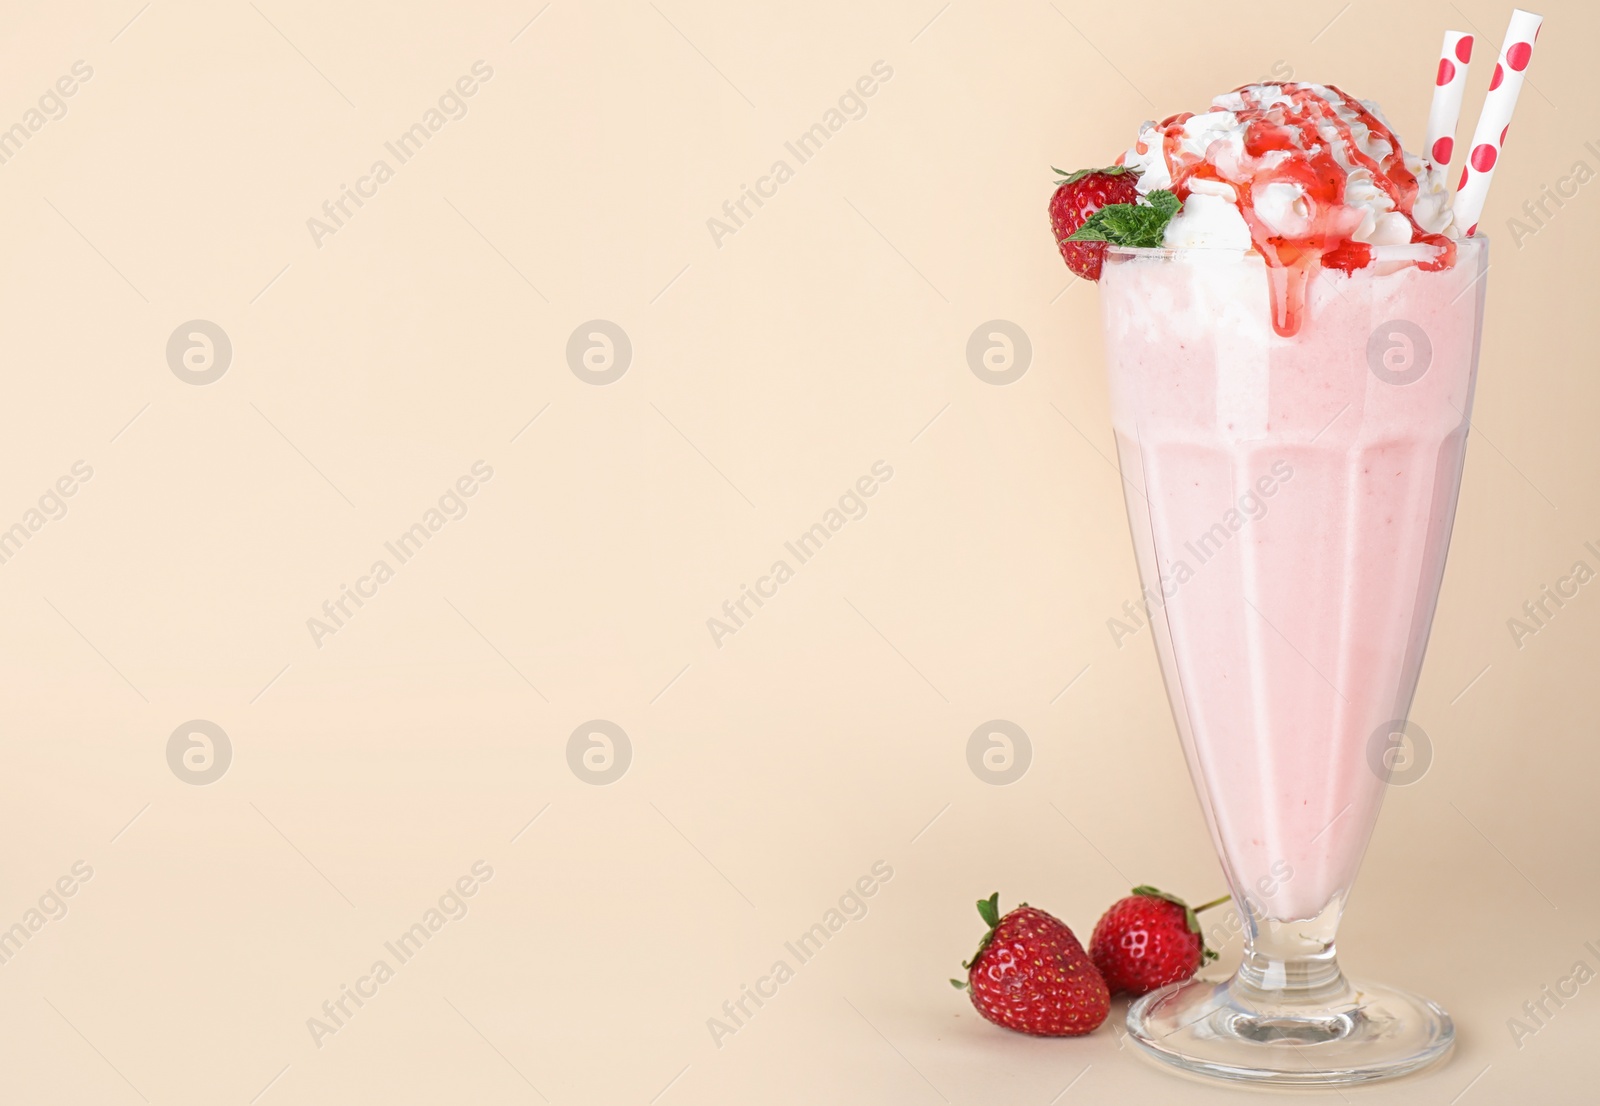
[306,61,494,247]
[706,61,893,247]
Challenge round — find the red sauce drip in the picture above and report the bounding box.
[1147,83,1455,336]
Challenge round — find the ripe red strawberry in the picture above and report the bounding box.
[951,894,1108,1037]
[1089,886,1227,996]
[1049,164,1140,281]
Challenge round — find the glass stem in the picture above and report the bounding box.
[1231,899,1356,1009]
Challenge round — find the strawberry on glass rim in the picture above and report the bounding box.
[1048,165,1182,281]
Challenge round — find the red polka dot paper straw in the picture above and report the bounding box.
[1454,8,1543,236]
[1424,31,1473,167]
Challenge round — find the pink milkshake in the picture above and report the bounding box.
[1049,71,1515,1082]
[1102,240,1486,925]
[1098,82,1480,930]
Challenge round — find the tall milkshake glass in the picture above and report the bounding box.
[1099,237,1487,1085]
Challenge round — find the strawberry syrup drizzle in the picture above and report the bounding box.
[1149,84,1454,336]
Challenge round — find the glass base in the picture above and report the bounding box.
[1127,974,1454,1087]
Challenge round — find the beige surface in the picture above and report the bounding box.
[0,1,1594,1102]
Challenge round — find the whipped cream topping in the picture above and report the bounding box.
[1117,83,1458,335]
[1122,83,1457,252]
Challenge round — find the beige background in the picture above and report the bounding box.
[0,0,1593,1102]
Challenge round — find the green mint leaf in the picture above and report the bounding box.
[1068,205,1134,242]
[1067,190,1183,249]
[1147,189,1181,218]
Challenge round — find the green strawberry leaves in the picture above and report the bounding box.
[1052,163,1133,186]
[1067,189,1183,249]
[961,892,1003,971]
[976,892,1001,929]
